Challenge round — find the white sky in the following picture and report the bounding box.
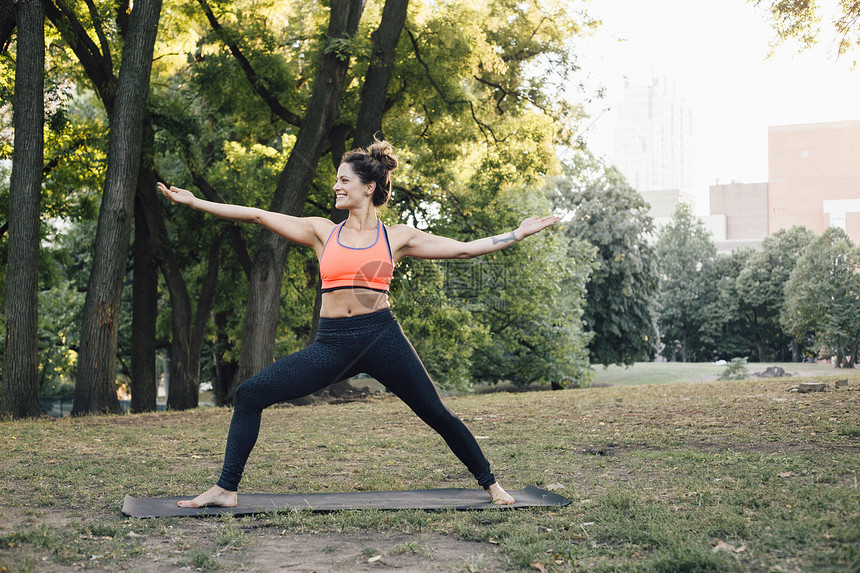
[573,0,860,213]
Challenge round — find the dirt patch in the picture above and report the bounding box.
[241,529,503,572]
[124,526,508,572]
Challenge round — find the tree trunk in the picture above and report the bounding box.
[190,237,222,400]
[1,0,45,419]
[791,340,800,362]
[233,0,367,391]
[130,193,158,413]
[352,0,409,147]
[756,336,766,363]
[72,0,163,415]
[835,336,845,368]
[211,311,237,406]
[136,166,197,410]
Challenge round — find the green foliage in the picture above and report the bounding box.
[550,157,659,366]
[734,226,816,360]
[718,357,750,381]
[699,248,757,360]
[783,227,860,367]
[655,203,718,362]
[393,258,492,392]
[752,0,860,65]
[751,0,822,51]
[395,182,596,391]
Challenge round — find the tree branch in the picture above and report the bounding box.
[195,0,302,127]
[43,0,116,111]
[0,0,15,50]
[181,163,254,279]
[405,27,497,143]
[83,0,113,76]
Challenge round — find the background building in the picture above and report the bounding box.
[705,120,860,251]
[705,182,768,252]
[612,77,695,195]
[640,189,694,228]
[768,121,860,242]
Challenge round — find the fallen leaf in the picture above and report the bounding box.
[545,482,565,491]
[530,563,546,572]
[367,555,382,563]
[777,471,794,478]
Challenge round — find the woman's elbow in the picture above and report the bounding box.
[456,244,479,259]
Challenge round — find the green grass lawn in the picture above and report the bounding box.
[1,370,858,571]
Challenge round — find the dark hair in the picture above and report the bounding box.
[341,138,398,207]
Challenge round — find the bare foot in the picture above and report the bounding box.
[178,485,238,508]
[486,482,515,505]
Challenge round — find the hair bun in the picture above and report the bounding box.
[368,139,398,172]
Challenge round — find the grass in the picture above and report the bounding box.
[589,361,839,387]
[0,368,858,571]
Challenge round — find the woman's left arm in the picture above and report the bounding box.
[398,215,560,260]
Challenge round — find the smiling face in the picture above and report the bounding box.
[333,162,374,210]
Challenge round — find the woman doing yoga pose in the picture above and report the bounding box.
[157,139,559,508]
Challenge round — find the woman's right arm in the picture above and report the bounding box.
[157,182,330,248]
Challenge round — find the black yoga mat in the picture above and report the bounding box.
[121,486,570,518]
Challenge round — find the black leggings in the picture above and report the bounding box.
[216,308,496,491]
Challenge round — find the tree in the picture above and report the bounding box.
[1,0,45,419]
[231,0,366,389]
[549,159,659,366]
[655,203,717,362]
[735,226,816,361]
[72,0,163,415]
[783,227,860,367]
[699,247,757,361]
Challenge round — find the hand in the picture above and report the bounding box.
[157,182,195,206]
[517,215,561,239]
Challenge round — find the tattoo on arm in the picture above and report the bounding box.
[492,231,518,245]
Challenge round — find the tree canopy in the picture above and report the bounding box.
[783,227,860,367]
[751,0,860,65]
[549,156,658,367]
[1,0,603,417]
[655,203,717,362]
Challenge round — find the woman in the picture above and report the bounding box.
[157,139,559,508]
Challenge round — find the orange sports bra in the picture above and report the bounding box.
[319,220,394,293]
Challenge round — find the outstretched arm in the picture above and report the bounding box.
[157,182,331,248]
[398,215,560,260]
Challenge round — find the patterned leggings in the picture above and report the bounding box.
[216,308,496,491]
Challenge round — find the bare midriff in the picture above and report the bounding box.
[319,288,391,318]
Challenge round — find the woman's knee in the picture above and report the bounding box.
[417,402,460,429]
[234,378,266,410]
